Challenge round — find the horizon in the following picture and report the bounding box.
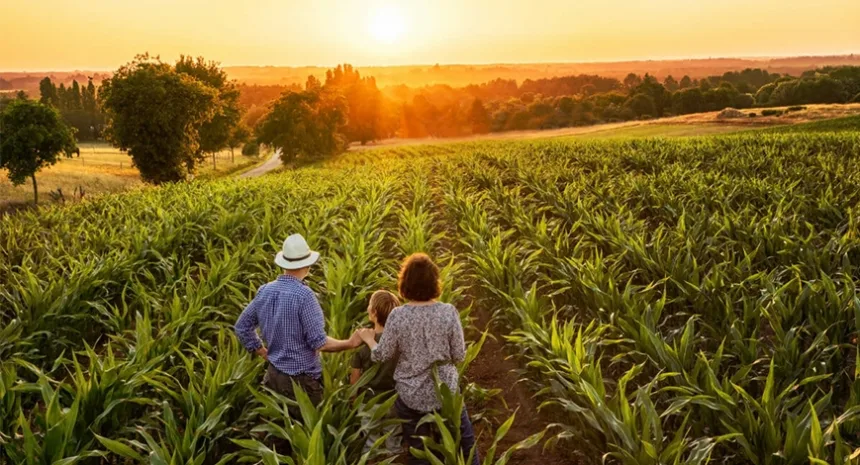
[3,52,859,75]
[3,0,859,72]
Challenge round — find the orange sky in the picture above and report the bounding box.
[2,0,859,71]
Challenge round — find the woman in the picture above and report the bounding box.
[357,253,480,465]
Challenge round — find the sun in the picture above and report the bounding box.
[368,5,407,45]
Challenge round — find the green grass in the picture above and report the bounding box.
[0,143,261,208]
[759,114,860,134]
[573,123,754,139]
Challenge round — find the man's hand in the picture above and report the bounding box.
[357,328,377,345]
[255,347,268,360]
[347,329,365,348]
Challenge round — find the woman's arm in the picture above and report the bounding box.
[368,314,399,362]
[450,308,466,364]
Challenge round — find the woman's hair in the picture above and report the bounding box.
[369,290,400,327]
[398,253,442,302]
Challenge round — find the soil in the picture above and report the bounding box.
[463,303,579,465]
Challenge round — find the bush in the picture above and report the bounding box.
[748,113,757,117]
[786,105,806,112]
[241,141,260,156]
[762,109,784,117]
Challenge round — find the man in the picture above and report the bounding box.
[234,233,362,409]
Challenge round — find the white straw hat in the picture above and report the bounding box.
[274,234,320,270]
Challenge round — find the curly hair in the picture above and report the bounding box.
[397,253,442,302]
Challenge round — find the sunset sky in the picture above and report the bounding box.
[2,0,859,71]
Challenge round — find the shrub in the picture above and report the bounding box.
[241,141,260,156]
[786,105,807,112]
[762,109,784,117]
[748,113,757,117]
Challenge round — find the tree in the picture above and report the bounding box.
[755,82,777,105]
[625,93,656,118]
[672,87,705,114]
[82,79,97,113]
[679,75,693,89]
[69,80,83,111]
[767,76,846,106]
[469,99,491,134]
[228,124,250,162]
[663,75,679,92]
[57,83,67,110]
[623,73,642,91]
[306,75,322,90]
[100,54,218,184]
[39,77,58,106]
[0,99,76,204]
[241,141,260,156]
[631,75,671,116]
[255,87,347,164]
[324,64,387,144]
[175,56,242,162]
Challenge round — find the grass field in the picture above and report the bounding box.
[0,143,263,209]
[573,122,750,139]
[3,127,860,464]
[759,114,860,134]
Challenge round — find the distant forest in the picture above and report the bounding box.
[3,55,860,144]
[236,63,860,141]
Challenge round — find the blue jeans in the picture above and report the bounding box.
[394,397,480,465]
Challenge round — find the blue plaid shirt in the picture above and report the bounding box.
[234,275,328,378]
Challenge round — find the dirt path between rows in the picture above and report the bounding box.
[238,149,282,178]
[465,302,579,465]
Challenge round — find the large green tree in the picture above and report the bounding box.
[175,55,241,160]
[256,87,347,164]
[100,54,218,184]
[0,99,77,204]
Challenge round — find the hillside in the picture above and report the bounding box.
[4,130,860,463]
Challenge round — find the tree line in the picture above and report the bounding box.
[237,65,860,141]
[38,77,103,141]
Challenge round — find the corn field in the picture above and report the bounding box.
[2,131,860,464]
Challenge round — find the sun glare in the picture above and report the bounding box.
[368,5,406,45]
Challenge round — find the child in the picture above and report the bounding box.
[351,290,402,454]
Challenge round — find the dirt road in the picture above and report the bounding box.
[238,149,281,178]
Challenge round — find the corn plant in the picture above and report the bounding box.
[4,132,860,464]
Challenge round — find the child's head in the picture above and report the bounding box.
[368,290,400,327]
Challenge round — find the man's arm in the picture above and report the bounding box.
[319,334,362,352]
[299,292,362,353]
[235,285,267,357]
